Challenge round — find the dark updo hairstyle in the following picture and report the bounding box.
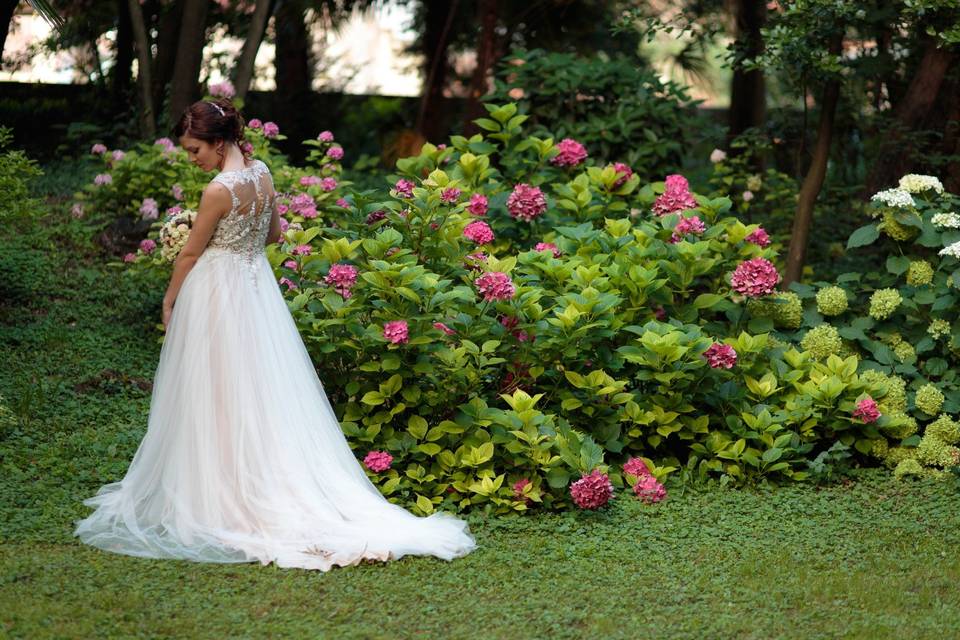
[172,96,250,157]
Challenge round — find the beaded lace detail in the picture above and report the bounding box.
[206,160,274,288]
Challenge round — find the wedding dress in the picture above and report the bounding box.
[74,159,477,570]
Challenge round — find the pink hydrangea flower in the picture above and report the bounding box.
[623,457,651,478]
[248,118,263,129]
[550,138,588,167]
[279,277,297,290]
[70,203,84,219]
[208,80,235,98]
[262,122,280,138]
[506,183,547,221]
[652,174,698,216]
[326,146,344,160]
[395,179,415,198]
[670,215,707,243]
[166,205,183,216]
[474,271,516,301]
[300,206,318,219]
[278,218,289,232]
[300,176,321,186]
[533,242,561,257]
[433,321,456,335]
[91,143,107,155]
[363,450,393,472]
[463,220,495,244]
[612,162,633,188]
[513,478,532,502]
[139,238,156,254]
[325,263,358,298]
[154,137,175,151]
[745,227,771,247]
[240,141,254,154]
[742,190,754,202]
[337,198,350,208]
[111,150,126,163]
[499,315,519,330]
[291,193,315,212]
[171,183,184,201]
[292,244,312,256]
[94,173,112,186]
[140,197,159,220]
[366,210,387,225]
[317,130,334,142]
[283,260,298,270]
[569,469,614,510]
[853,396,881,423]
[633,474,667,504]
[441,187,461,203]
[122,252,136,263]
[465,251,487,270]
[320,178,337,192]
[730,257,780,298]
[467,193,488,216]
[383,320,409,344]
[703,342,738,369]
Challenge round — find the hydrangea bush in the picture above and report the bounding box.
[113,103,905,514]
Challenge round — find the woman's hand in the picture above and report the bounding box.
[162,301,174,330]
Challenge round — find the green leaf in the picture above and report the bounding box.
[847,224,879,249]
[546,468,570,488]
[886,256,910,275]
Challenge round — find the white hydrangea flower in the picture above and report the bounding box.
[898,174,944,194]
[932,212,960,228]
[938,240,960,259]
[871,188,915,210]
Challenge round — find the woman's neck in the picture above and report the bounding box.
[219,143,247,172]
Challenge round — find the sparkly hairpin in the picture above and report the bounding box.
[208,101,226,117]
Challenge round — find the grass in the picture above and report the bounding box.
[2,206,960,639]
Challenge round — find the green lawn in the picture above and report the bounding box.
[2,212,959,639]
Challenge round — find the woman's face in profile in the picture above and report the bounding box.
[178,135,219,172]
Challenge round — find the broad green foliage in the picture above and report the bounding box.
[103,104,946,514]
[0,127,42,222]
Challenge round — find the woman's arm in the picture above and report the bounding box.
[162,183,231,328]
[265,198,281,245]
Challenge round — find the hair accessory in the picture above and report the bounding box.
[208,101,226,117]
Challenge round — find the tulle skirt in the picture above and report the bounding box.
[74,248,477,570]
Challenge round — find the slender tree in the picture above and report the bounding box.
[168,0,210,121]
[127,0,155,136]
[233,0,274,101]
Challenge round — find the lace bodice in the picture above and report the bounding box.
[204,160,275,287]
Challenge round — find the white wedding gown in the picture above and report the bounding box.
[74,159,477,570]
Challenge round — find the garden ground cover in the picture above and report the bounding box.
[2,212,959,640]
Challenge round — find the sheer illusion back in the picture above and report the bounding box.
[73,158,477,571]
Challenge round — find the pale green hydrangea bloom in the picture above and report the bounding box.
[898,174,944,194]
[800,324,842,360]
[869,288,902,320]
[879,211,918,241]
[928,319,951,340]
[906,260,934,286]
[746,291,803,329]
[915,384,944,415]
[894,458,924,479]
[926,414,960,445]
[894,341,915,363]
[916,436,960,468]
[815,286,848,316]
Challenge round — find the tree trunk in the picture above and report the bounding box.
[111,0,133,103]
[784,36,843,286]
[234,0,274,102]
[153,0,184,113]
[416,0,459,143]
[863,40,955,195]
[462,0,498,135]
[168,0,210,122]
[0,0,18,63]
[274,0,312,149]
[727,0,766,162]
[127,0,156,137]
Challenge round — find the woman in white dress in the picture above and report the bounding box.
[74,98,477,570]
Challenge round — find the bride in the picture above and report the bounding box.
[73,98,477,570]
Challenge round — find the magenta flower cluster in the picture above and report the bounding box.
[730,257,780,298]
[325,263,359,298]
[139,239,156,254]
[534,242,561,257]
[745,227,771,247]
[652,174,698,216]
[670,215,706,243]
[853,397,881,423]
[550,138,588,167]
[248,119,263,129]
[463,220,495,244]
[317,130,334,142]
[441,187,461,203]
[395,179,415,198]
[634,475,667,504]
[263,122,280,138]
[513,478,532,503]
[433,321,456,336]
[91,143,107,155]
[468,193,488,216]
[94,173,112,186]
[506,183,547,221]
[383,320,409,344]
[326,146,344,160]
[292,244,311,256]
[703,342,738,369]
[474,271,516,301]
[623,457,651,478]
[363,450,393,472]
[612,162,633,188]
[569,469,614,509]
[140,198,159,220]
